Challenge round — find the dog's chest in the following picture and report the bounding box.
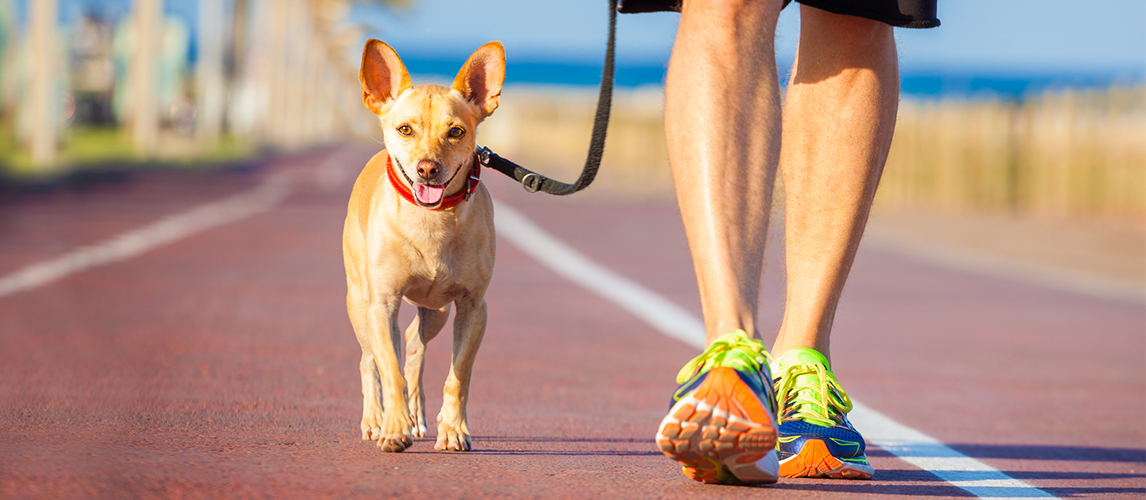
[402,253,488,310]
[388,214,492,309]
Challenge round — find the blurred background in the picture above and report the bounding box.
[0,0,1143,227]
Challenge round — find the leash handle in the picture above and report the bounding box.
[478,0,617,196]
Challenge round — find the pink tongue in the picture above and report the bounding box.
[414,184,445,205]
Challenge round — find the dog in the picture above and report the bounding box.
[344,39,503,452]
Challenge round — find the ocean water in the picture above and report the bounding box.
[401,54,1144,100]
[897,72,1145,99]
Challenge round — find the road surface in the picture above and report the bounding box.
[1,145,1142,498]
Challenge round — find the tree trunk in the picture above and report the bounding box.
[29,0,58,167]
[131,0,162,156]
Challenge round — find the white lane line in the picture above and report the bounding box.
[851,401,1054,499]
[493,198,1054,499]
[0,173,292,299]
[493,199,705,349]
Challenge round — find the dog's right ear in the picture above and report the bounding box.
[360,39,412,116]
[451,41,505,118]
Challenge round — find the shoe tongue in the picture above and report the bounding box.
[772,348,833,400]
[774,348,831,373]
[774,349,842,418]
[413,184,445,205]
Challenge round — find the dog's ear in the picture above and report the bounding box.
[451,41,505,118]
[360,39,412,116]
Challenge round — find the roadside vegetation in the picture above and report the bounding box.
[485,84,1145,227]
[0,0,397,179]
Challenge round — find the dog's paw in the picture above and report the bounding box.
[361,413,384,441]
[377,412,415,452]
[412,417,428,439]
[408,396,428,438]
[435,420,472,452]
[380,434,413,452]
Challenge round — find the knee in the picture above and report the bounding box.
[681,0,783,30]
[801,5,893,51]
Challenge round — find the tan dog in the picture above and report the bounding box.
[344,39,503,452]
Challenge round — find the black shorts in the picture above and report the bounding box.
[618,0,940,29]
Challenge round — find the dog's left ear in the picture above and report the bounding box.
[452,41,506,118]
[361,39,412,116]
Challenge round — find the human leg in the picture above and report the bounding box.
[770,4,899,479]
[665,0,784,346]
[772,5,899,362]
[655,0,785,484]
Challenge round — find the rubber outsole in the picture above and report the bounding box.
[656,367,779,485]
[777,439,874,479]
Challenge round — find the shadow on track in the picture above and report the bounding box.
[947,444,1146,463]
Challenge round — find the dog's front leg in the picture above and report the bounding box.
[404,304,450,438]
[436,297,487,451]
[368,297,415,452]
[358,352,383,441]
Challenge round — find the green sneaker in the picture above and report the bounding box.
[655,330,780,484]
[771,348,874,479]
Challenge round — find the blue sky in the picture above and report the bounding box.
[358,0,1146,76]
[13,0,1144,80]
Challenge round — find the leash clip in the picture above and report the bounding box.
[477,146,492,166]
[476,145,546,194]
[521,173,542,193]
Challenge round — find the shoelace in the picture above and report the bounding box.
[676,330,774,385]
[774,362,854,428]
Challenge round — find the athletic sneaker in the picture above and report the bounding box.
[770,348,874,479]
[655,330,780,485]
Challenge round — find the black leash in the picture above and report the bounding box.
[477,0,617,195]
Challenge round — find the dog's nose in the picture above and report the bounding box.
[416,160,441,180]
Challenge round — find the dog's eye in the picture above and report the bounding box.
[397,124,413,136]
[448,127,465,139]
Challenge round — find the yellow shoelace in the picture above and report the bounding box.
[676,330,774,384]
[774,362,854,428]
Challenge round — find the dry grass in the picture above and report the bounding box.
[481,86,674,199]
[879,86,1146,223]
[479,84,1145,224]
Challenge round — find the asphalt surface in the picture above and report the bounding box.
[0,145,1143,499]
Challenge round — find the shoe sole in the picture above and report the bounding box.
[778,439,874,479]
[656,367,779,484]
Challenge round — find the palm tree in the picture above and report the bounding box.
[210,0,407,150]
[24,0,404,167]
[129,0,163,157]
[28,0,59,167]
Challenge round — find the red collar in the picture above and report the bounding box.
[386,153,481,210]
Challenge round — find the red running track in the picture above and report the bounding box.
[0,145,1142,499]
